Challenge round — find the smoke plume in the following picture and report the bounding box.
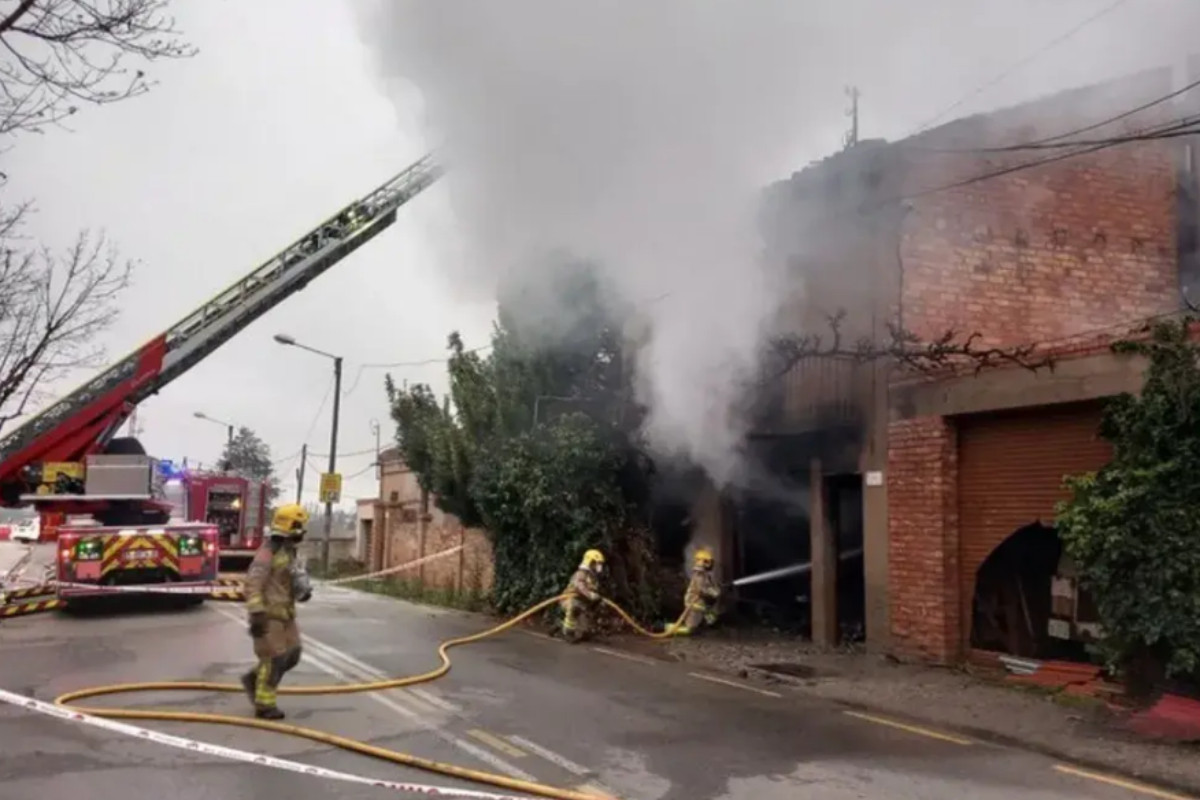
[352,0,1193,485]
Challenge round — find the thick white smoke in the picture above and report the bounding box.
[351,0,1197,485]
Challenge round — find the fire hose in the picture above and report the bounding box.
[41,592,697,800]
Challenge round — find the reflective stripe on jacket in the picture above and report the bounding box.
[245,541,298,620]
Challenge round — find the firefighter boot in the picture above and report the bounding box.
[255,705,286,721]
[240,670,257,704]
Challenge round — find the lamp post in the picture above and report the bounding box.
[274,333,342,571]
[194,411,236,470]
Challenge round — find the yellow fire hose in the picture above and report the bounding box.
[49,592,697,800]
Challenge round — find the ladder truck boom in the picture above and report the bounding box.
[0,152,443,504]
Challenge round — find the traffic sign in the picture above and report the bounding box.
[318,472,342,504]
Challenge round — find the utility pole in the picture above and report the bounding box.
[295,443,307,504]
[843,85,860,150]
[322,357,343,571]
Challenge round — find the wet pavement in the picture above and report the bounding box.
[0,580,1189,800]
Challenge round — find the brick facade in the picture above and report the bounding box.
[885,66,1186,661]
[887,417,960,661]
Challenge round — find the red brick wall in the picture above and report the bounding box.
[886,68,1183,661]
[379,503,494,596]
[887,416,960,661]
[898,75,1179,348]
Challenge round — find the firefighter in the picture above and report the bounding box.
[559,548,605,643]
[666,547,721,636]
[240,503,312,720]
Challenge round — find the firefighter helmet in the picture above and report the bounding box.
[694,547,714,570]
[581,548,605,573]
[270,503,310,537]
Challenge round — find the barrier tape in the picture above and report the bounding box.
[2,584,55,601]
[0,688,538,800]
[1,598,64,617]
[52,581,229,595]
[323,545,465,586]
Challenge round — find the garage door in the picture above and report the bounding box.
[957,401,1113,645]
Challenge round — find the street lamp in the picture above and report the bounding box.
[194,411,236,470]
[274,332,342,571]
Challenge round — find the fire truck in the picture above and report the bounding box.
[160,464,269,572]
[0,153,443,604]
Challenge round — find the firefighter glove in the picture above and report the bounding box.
[297,588,312,603]
[249,611,268,638]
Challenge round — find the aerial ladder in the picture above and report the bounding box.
[0,152,443,599]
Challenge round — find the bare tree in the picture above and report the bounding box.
[768,310,1054,380]
[0,0,194,140]
[0,202,131,433]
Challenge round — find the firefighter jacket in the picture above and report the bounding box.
[245,540,299,621]
[566,567,600,604]
[684,568,720,612]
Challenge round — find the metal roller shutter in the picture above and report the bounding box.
[957,401,1112,646]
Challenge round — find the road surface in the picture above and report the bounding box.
[0,563,1189,799]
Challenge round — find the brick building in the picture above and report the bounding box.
[700,61,1199,663]
[361,447,494,596]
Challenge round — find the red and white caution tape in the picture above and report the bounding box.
[323,545,464,586]
[51,581,229,595]
[0,688,537,799]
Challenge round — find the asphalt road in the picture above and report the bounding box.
[0,558,1189,800]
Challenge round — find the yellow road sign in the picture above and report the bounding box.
[319,472,342,504]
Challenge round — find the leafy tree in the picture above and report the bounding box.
[1056,319,1200,693]
[219,426,280,502]
[387,260,659,615]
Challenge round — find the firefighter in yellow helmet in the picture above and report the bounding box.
[559,548,605,643]
[666,547,721,636]
[240,503,313,719]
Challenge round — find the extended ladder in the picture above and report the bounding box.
[0,152,443,478]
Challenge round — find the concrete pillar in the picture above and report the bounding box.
[810,458,838,646]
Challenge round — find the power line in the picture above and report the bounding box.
[308,446,377,459]
[999,76,1200,149]
[342,344,493,397]
[908,0,1136,135]
[912,107,1200,155]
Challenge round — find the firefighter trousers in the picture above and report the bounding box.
[560,597,594,642]
[247,618,302,709]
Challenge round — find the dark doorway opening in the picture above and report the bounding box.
[828,474,865,644]
[969,521,1088,660]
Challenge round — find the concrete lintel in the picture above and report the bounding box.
[889,350,1147,420]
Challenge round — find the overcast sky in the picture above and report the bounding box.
[4,0,1198,507]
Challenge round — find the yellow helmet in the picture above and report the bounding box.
[270,503,310,537]
[694,547,714,569]
[581,548,605,571]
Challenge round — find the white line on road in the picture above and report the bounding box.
[301,634,463,714]
[506,736,590,777]
[590,646,657,667]
[687,672,783,698]
[0,688,536,800]
[208,605,537,782]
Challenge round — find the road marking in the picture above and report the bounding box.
[0,688,540,800]
[506,735,591,777]
[467,729,528,759]
[1054,765,1196,800]
[687,672,782,698]
[300,634,461,714]
[591,646,657,666]
[843,710,973,746]
[208,605,538,782]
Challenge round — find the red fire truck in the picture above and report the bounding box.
[0,153,441,606]
[162,469,269,572]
